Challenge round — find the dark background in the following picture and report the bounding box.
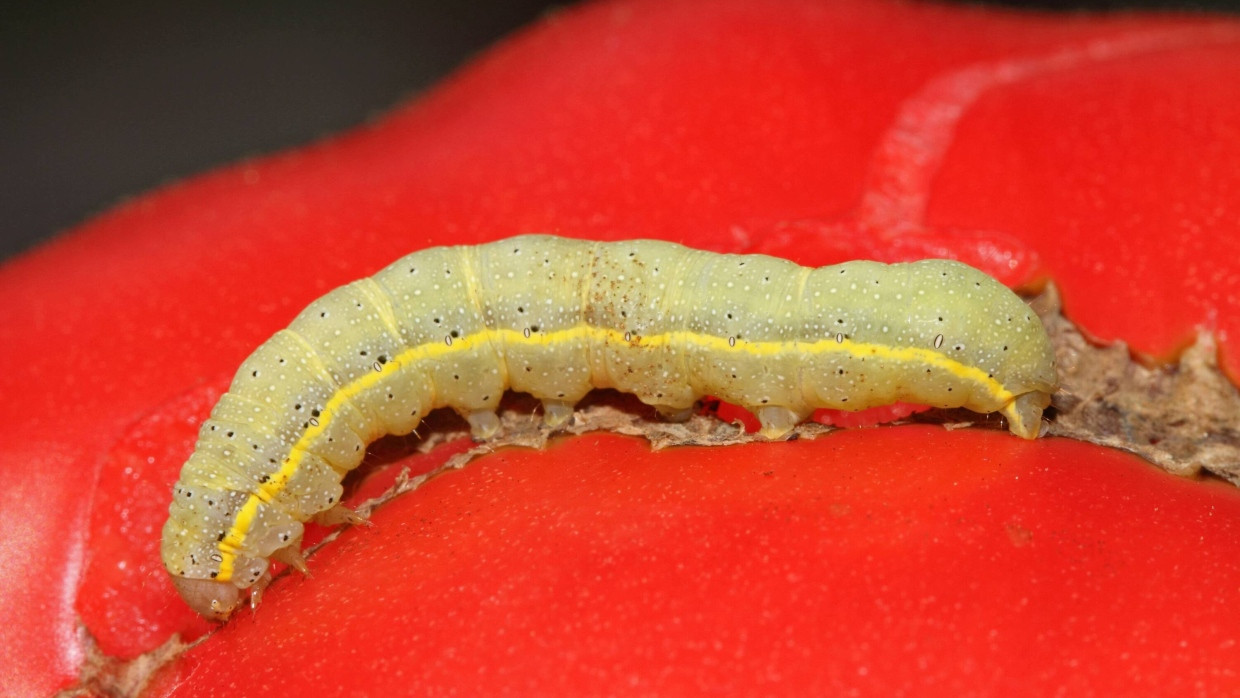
[3,0,1236,262]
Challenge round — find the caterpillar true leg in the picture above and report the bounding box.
[313,504,370,527]
[271,541,310,575]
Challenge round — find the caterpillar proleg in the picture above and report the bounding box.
[162,235,1057,619]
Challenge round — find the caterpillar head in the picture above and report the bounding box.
[172,576,245,621]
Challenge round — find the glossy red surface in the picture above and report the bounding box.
[149,430,1240,696]
[2,0,1238,695]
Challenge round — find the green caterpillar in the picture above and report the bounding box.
[162,235,1057,619]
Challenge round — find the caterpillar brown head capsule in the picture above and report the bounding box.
[161,235,1058,619]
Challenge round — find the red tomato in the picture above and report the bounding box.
[3,1,1239,695]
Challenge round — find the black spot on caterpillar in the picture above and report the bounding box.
[162,235,1057,619]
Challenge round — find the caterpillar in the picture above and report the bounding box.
[162,235,1057,619]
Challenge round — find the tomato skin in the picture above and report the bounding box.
[145,430,1240,696]
[2,0,1239,695]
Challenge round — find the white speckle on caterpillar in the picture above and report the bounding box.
[162,235,1057,619]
